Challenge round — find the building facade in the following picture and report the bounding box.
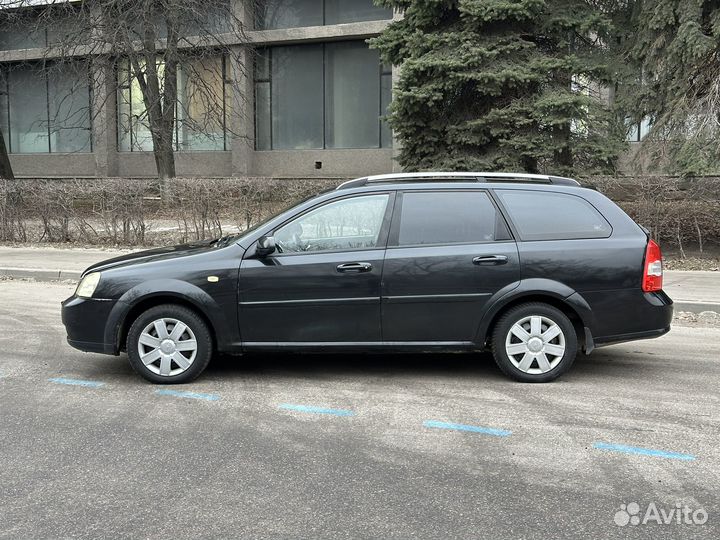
[0,0,399,179]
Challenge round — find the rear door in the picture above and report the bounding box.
[381,189,520,343]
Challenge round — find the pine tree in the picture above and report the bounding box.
[370,0,626,175]
[618,0,720,175]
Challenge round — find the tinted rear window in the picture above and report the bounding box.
[497,190,611,240]
[397,191,508,246]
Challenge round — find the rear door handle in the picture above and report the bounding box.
[472,255,508,266]
[336,262,373,273]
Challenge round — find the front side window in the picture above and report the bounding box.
[497,190,612,240]
[396,191,504,247]
[254,42,392,150]
[274,194,389,253]
[256,0,391,30]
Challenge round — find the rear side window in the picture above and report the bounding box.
[497,190,611,241]
[396,191,509,246]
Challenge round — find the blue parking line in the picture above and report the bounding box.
[49,377,104,388]
[424,420,512,437]
[593,442,696,461]
[155,389,220,401]
[279,403,354,416]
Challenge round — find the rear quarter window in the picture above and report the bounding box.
[497,190,612,241]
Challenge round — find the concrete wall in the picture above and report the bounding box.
[117,152,234,178]
[252,149,394,177]
[9,153,97,178]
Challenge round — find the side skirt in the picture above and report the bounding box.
[241,341,480,353]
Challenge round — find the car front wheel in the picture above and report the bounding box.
[491,302,577,382]
[127,304,213,384]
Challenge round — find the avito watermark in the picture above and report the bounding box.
[614,502,708,527]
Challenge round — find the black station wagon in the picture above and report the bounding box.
[61,172,673,383]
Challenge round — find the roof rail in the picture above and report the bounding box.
[336,172,580,190]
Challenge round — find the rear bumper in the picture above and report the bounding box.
[594,326,671,347]
[591,289,673,347]
[61,296,118,355]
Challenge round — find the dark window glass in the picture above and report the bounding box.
[271,44,324,149]
[255,42,392,150]
[0,62,91,154]
[256,0,323,29]
[325,41,379,148]
[498,190,612,240]
[256,0,391,29]
[48,63,92,152]
[325,0,392,24]
[0,16,46,51]
[398,191,501,246]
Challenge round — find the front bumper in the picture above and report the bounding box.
[61,295,118,355]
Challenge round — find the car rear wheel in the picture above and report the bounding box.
[127,304,213,384]
[491,302,577,382]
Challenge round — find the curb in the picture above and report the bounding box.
[0,267,81,281]
[673,301,720,315]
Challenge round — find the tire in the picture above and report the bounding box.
[491,302,577,383]
[126,304,213,384]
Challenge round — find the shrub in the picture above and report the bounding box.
[1,175,718,253]
[0,177,336,246]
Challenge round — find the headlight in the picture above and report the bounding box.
[76,272,101,298]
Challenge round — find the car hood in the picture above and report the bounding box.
[82,239,219,276]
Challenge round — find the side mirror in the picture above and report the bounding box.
[256,236,276,257]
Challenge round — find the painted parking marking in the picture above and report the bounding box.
[279,403,354,416]
[424,420,512,437]
[155,389,220,401]
[593,442,696,461]
[49,377,105,388]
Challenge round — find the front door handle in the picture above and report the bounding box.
[472,255,508,266]
[336,262,373,273]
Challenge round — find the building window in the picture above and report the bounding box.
[0,5,85,51]
[627,117,652,142]
[256,0,392,30]
[0,62,92,154]
[254,41,392,151]
[118,56,229,152]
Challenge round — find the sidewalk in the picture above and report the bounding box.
[0,246,131,281]
[1,246,718,312]
[662,271,720,313]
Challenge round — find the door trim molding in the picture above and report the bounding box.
[382,292,491,304]
[240,296,378,307]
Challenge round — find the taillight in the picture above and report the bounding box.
[642,239,663,292]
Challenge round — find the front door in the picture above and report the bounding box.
[381,190,520,343]
[239,192,394,345]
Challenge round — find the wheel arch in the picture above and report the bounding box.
[104,280,230,354]
[476,280,596,352]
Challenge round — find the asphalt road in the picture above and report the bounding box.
[0,280,718,539]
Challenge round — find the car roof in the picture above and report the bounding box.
[336,172,580,191]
